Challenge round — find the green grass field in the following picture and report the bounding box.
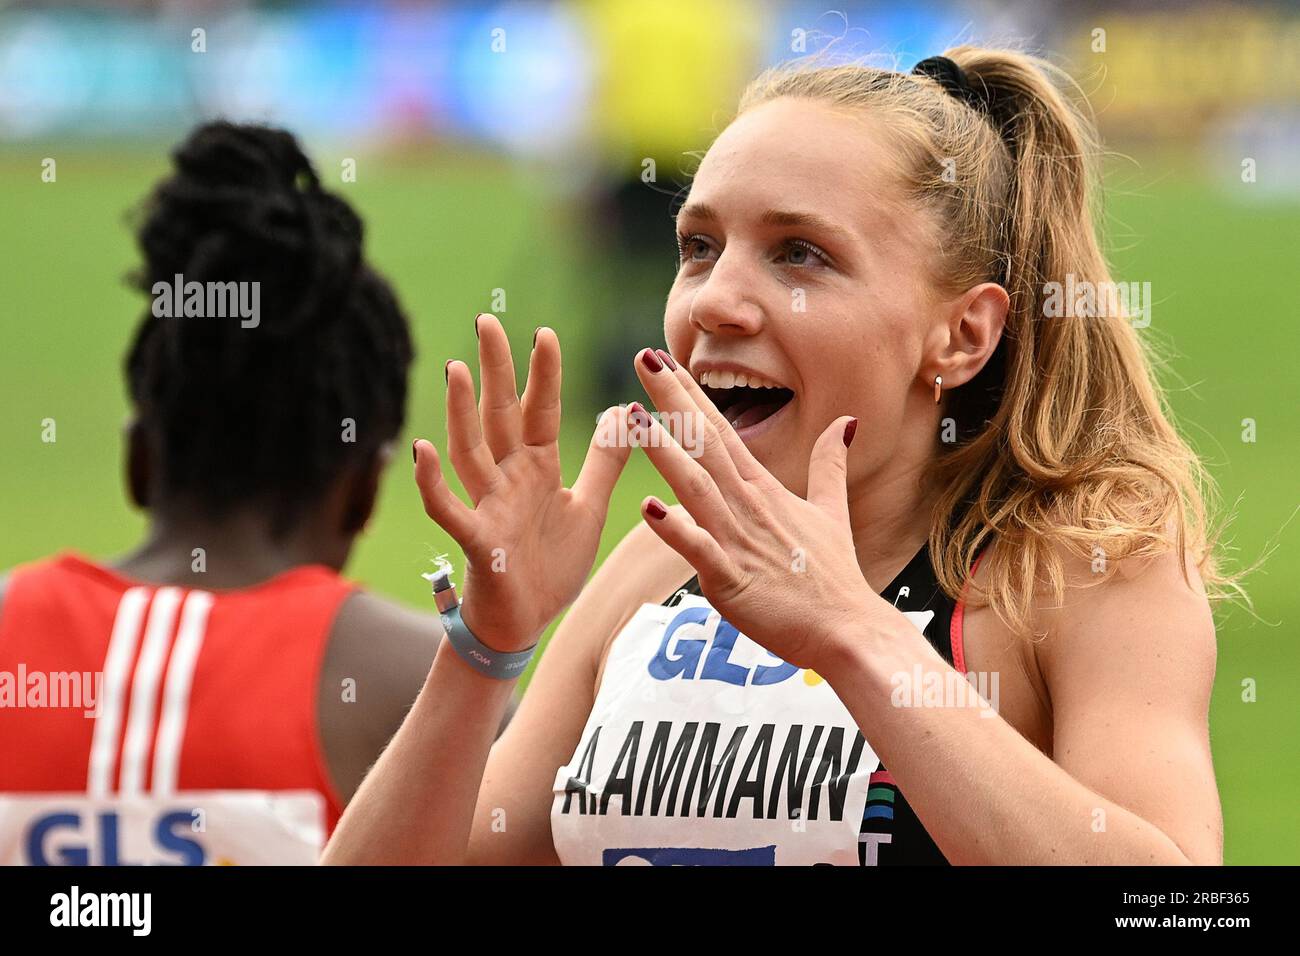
[0,146,1296,863]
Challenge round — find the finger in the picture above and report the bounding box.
[633,348,747,494]
[657,349,769,483]
[412,439,476,543]
[571,405,631,520]
[641,497,736,582]
[627,402,738,541]
[475,313,524,461]
[806,416,856,523]
[520,326,561,448]
[445,359,502,503]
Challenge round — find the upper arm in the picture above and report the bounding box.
[467,515,692,865]
[1035,546,1223,864]
[317,590,443,803]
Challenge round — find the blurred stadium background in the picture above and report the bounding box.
[0,0,1296,864]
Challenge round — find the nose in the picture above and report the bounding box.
[688,248,765,337]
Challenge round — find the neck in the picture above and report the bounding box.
[847,446,937,593]
[115,505,350,590]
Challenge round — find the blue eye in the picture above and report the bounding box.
[677,234,716,264]
[778,239,829,268]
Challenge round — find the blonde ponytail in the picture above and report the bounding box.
[738,46,1228,636]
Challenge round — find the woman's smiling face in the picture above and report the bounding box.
[664,96,949,497]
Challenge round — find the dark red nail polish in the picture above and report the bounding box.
[646,499,668,520]
[656,349,678,371]
[411,439,419,463]
[629,401,652,429]
[843,418,858,447]
[640,348,663,373]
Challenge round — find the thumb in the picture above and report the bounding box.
[572,405,632,519]
[806,416,856,522]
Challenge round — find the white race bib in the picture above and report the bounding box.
[552,596,889,866]
[0,790,325,865]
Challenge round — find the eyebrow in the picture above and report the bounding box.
[758,208,846,234]
[676,202,720,223]
[676,202,853,243]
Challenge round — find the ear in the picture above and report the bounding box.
[125,418,152,510]
[923,282,1009,394]
[340,443,393,536]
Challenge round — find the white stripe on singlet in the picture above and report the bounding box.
[86,587,151,797]
[118,587,183,795]
[151,590,215,795]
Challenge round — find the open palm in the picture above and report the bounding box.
[412,314,630,652]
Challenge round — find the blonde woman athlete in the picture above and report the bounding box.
[323,47,1224,866]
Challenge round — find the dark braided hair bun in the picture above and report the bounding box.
[125,121,413,533]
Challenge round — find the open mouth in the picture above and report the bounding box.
[701,377,796,432]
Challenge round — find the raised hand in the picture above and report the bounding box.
[627,348,888,670]
[412,314,630,653]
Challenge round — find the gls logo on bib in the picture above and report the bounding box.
[27,810,204,866]
[648,603,936,687]
[648,606,799,686]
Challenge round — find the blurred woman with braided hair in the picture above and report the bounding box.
[0,122,440,864]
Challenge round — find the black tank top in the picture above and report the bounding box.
[661,542,960,865]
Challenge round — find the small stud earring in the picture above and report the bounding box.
[934,375,943,404]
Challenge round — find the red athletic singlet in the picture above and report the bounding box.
[0,553,353,865]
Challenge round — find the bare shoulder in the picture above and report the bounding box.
[325,588,442,688]
[961,536,1219,759]
[317,589,443,802]
[1030,539,1217,685]
[1023,539,1222,863]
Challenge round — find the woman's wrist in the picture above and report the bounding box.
[816,599,935,690]
[458,601,543,656]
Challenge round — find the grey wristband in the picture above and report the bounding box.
[440,604,535,680]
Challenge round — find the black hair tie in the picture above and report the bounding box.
[911,55,993,116]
